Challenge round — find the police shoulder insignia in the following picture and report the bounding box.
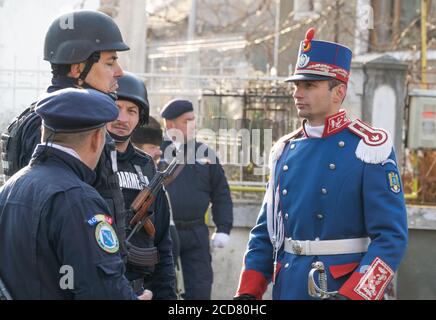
[386,171,401,194]
[95,221,119,254]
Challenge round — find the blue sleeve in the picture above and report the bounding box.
[236,197,274,299]
[149,189,177,300]
[339,150,408,299]
[360,150,408,269]
[48,191,136,300]
[244,201,274,280]
[210,156,233,234]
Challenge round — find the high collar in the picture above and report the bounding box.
[47,76,78,93]
[31,145,96,185]
[117,142,136,161]
[302,109,351,138]
[37,143,81,161]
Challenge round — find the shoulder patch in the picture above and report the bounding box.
[348,119,393,164]
[386,171,402,194]
[95,221,119,254]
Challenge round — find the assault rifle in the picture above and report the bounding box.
[127,158,182,240]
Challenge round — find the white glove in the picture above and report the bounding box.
[211,232,230,249]
[138,289,153,300]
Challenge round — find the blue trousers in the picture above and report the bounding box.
[178,224,213,300]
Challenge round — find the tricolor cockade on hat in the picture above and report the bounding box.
[285,28,352,83]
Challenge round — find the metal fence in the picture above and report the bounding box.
[138,73,296,203]
[0,69,298,200]
[4,68,433,205]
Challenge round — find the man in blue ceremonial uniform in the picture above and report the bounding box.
[160,100,233,300]
[235,28,408,300]
[107,72,176,299]
[0,88,150,299]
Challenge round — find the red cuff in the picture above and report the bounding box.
[236,269,268,300]
[339,257,394,300]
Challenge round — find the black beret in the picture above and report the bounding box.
[160,99,193,119]
[131,116,163,146]
[35,88,119,133]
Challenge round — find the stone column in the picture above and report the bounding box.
[360,55,408,166]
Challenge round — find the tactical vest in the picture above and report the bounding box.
[94,136,128,260]
[1,105,39,180]
[123,153,160,280]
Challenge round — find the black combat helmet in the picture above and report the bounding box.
[116,72,150,126]
[44,10,129,83]
[44,10,129,64]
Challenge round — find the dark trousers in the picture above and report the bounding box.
[178,224,213,300]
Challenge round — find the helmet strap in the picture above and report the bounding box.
[77,52,101,83]
[78,81,118,102]
[76,52,119,100]
[108,130,132,143]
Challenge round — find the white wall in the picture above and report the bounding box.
[0,0,99,70]
[0,0,99,123]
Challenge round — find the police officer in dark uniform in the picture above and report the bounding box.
[160,100,233,300]
[107,72,176,299]
[132,116,186,299]
[0,10,130,261]
[0,88,150,300]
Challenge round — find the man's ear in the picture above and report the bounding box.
[332,84,347,104]
[89,128,104,153]
[165,119,174,130]
[69,63,85,79]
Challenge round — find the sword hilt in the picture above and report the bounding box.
[308,261,338,299]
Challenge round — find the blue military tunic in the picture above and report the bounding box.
[237,110,408,300]
[0,145,135,299]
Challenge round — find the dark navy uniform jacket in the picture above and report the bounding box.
[117,143,176,299]
[0,145,135,299]
[237,111,408,300]
[14,76,128,259]
[161,140,233,234]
